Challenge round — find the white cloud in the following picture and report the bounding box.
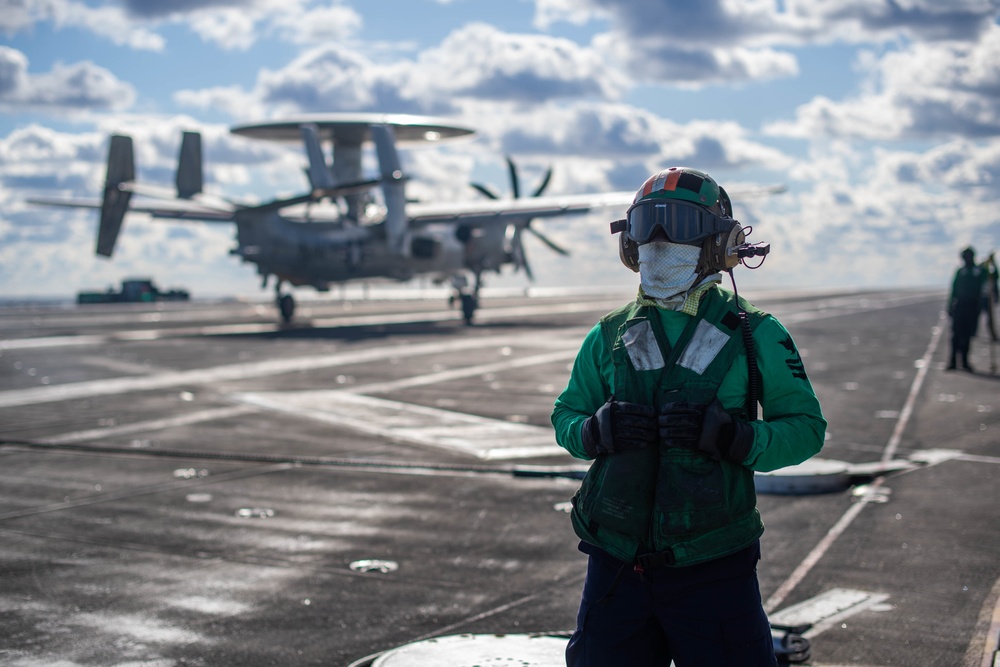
[0,0,44,34]
[261,45,378,109]
[479,103,794,176]
[542,1,805,87]
[270,4,363,45]
[188,9,259,50]
[176,24,624,118]
[534,0,608,29]
[765,24,1000,141]
[414,23,625,102]
[784,0,1000,43]
[181,1,364,50]
[1,0,165,50]
[173,86,265,121]
[52,0,167,50]
[0,0,362,52]
[737,137,1000,291]
[762,94,908,141]
[537,0,1000,88]
[0,124,108,203]
[0,47,136,113]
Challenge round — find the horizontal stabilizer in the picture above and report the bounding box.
[176,131,203,199]
[97,135,134,257]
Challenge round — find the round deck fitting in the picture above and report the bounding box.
[754,458,852,495]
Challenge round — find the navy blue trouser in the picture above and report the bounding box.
[566,541,776,667]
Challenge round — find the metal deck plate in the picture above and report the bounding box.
[374,633,568,666]
[754,458,852,494]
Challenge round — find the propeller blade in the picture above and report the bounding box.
[506,156,520,199]
[504,224,532,280]
[470,182,500,199]
[514,228,534,281]
[531,167,553,197]
[526,225,570,256]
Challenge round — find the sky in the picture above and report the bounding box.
[2,0,1000,301]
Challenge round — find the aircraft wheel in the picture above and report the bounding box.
[279,293,295,323]
[460,293,477,326]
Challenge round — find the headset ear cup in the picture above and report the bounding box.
[701,223,745,272]
[619,234,640,272]
[726,224,746,269]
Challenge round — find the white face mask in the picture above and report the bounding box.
[638,242,702,304]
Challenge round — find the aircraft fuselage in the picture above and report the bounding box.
[231,212,469,289]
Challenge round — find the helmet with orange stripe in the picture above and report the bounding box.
[611,166,744,273]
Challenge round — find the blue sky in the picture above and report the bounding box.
[2,0,1000,299]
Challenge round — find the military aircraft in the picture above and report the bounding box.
[28,113,638,324]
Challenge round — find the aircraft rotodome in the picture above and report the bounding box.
[28,113,781,324]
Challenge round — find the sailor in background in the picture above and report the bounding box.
[948,246,988,372]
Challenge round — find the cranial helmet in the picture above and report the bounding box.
[612,167,744,273]
[634,167,731,215]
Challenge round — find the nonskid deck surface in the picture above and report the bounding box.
[0,288,997,667]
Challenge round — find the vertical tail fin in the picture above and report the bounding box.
[96,135,134,257]
[370,123,408,255]
[175,131,203,199]
[300,123,335,192]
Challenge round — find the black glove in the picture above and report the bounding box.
[657,401,703,450]
[659,398,753,463]
[581,398,657,458]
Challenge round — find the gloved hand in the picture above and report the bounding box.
[581,398,657,458]
[659,398,754,463]
[657,401,703,450]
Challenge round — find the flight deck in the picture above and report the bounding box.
[0,287,998,666]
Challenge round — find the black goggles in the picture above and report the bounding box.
[610,199,734,245]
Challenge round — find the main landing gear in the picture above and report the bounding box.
[449,273,481,326]
[459,292,478,326]
[275,281,295,324]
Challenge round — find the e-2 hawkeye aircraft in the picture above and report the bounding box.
[29,113,638,324]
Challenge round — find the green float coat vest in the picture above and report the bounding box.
[570,288,766,566]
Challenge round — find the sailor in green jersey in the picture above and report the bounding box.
[552,167,826,667]
[947,246,988,371]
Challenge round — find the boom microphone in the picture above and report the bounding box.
[732,242,770,259]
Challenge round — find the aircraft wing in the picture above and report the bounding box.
[404,181,785,228]
[405,191,635,226]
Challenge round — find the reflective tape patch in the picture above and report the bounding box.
[677,320,730,375]
[621,320,665,371]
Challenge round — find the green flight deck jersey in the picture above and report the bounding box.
[551,286,826,566]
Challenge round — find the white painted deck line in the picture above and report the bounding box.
[768,588,891,639]
[234,390,564,460]
[764,314,945,613]
[0,332,565,409]
[39,405,258,445]
[349,349,577,395]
